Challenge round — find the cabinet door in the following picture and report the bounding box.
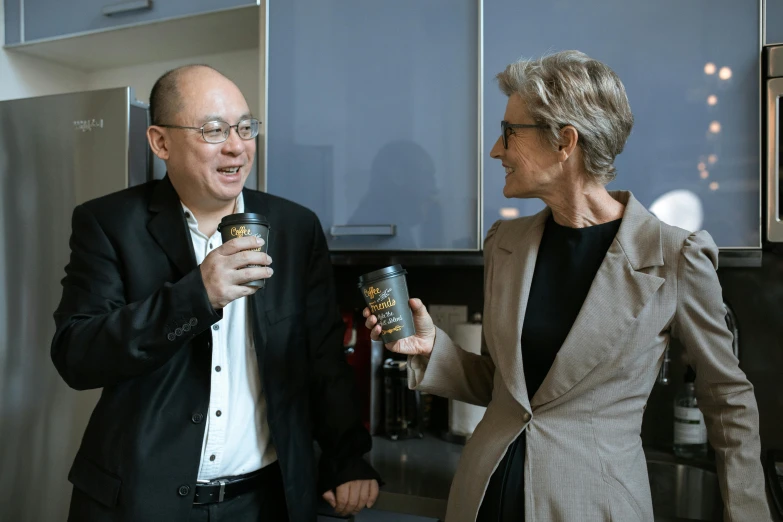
[267,0,479,251]
[769,0,783,44]
[22,0,256,42]
[484,0,761,248]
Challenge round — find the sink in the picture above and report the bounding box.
[645,449,723,521]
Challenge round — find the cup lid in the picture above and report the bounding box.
[358,264,407,286]
[218,212,269,229]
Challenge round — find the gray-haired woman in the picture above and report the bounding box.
[363,50,770,522]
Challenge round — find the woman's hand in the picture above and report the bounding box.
[363,298,436,357]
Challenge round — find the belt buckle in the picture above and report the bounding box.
[217,480,226,503]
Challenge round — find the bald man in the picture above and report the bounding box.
[52,65,380,522]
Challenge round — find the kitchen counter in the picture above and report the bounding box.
[367,434,717,522]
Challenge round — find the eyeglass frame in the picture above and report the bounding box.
[501,120,548,149]
[155,118,261,144]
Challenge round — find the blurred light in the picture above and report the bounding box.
[707,94,718,106]
[649,190,704,232]
[704,63,716,75]
[718,66,732,80]
[708,154,718,164]
[709,121,722,134]
[698,162,706,171]
[709,182,719,191]
[700,170,709,179]
[499,207,519,219]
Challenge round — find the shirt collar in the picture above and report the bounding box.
[181,192,245,227]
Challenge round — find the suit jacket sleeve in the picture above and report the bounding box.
[51,204,220,390]
[304,214,381,493]
[406,221,499,407]
[672,230,771,522]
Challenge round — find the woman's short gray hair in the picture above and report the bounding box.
[496,50,634,184]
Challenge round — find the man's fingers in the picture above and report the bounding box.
[228,250,272,269]
[216,236,264,255]
[334,484,350,514]
[344,482,361,515]
[368,480,379,508]
[355,480,370,514]
[232,266,274,286]
[322,490,336,508]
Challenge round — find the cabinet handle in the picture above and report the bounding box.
[330,225,396,237]
[767,77,783,242]
[102,0,152,16]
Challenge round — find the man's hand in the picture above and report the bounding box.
[322,479,379,516]
[199,236,273,309]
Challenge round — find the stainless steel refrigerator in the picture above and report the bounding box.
[0,87,151,521]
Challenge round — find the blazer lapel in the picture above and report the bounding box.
[147,176,197,276]
[530,191,665,410]
[244,189,270,360]
[489,209,548,411]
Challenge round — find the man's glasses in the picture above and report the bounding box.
[501,120,547,149]
[157,118,260,144]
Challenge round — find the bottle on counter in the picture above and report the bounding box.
[673,365,708,459]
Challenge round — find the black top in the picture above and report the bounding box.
[521,214,623,398]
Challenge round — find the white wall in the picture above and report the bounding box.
[0,4,86,101]
[86,48,261,115]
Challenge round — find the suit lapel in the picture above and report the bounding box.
[147,176,197,276]
[489,209,548,410]
[530,191,665,410]
[244,189,270,360]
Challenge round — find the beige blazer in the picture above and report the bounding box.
[409,191,770,522]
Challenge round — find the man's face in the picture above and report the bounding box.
[151,68,256,208]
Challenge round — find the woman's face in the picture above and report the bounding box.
[490,94,564,200]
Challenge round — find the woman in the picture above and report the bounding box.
[363,51,770,522]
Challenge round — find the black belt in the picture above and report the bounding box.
[193,462,279,505]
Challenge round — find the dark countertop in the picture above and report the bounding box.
[367,434,715,522]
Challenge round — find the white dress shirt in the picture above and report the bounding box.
[182,194,277,480]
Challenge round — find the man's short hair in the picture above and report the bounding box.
[149,64,219,125]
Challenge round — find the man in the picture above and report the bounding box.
[51,64,380,522]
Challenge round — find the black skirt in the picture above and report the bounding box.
[476,432,526,522]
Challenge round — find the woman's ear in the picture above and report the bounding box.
[557,125,579,162]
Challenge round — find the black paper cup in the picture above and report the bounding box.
[218,212,270,288]
[358,265,416,343]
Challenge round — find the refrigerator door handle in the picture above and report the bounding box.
[767,77,783,242]
[330,224,396,237]
[102,0,152,16]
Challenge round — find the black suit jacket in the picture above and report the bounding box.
[52,177,379,522]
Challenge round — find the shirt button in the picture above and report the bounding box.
[178,485,190,496]
[215,366,221,372]
[213,324,219,331]
[209,243,213,249]
[216,410,222,417]
[522,412,531,422]
[184,212,191,219]
[210,455,216,462]
[191,413,204,424]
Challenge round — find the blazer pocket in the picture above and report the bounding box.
[68,453,121,508]
[603,475,644,522]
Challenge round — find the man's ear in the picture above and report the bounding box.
[147,126,170,161]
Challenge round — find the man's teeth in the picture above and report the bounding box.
[218,167,240,173]
[505,167,514,174]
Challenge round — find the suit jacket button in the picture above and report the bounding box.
[189,317,198,326]
[182,323,191,332]
[175,328,183,336]
[178,485,190,497]
[167,333,176,342]
[191,413,203,424]
[522,412,531,422]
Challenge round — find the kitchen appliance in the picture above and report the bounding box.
[0,87,151,522]
[382,358,425,440]
[765,44,783,242]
